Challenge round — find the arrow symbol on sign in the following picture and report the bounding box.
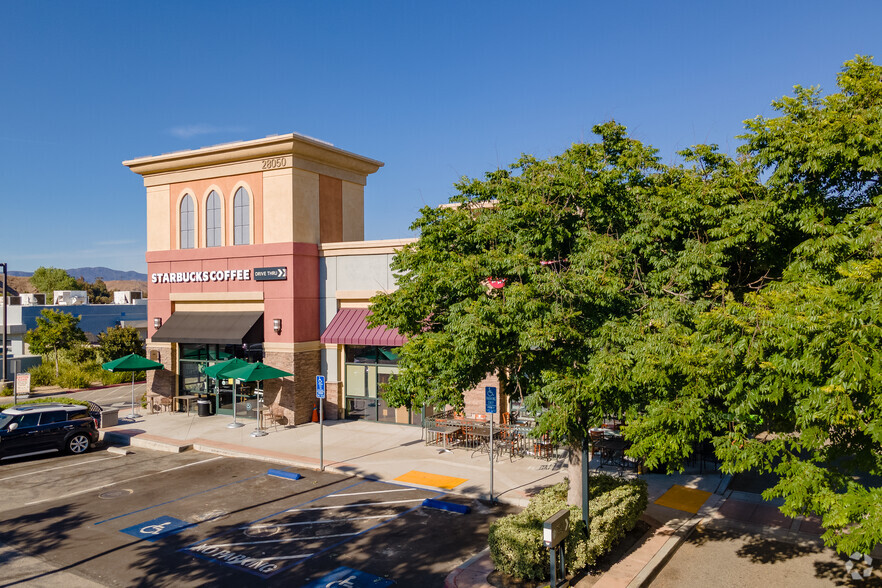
[277,268,286,278]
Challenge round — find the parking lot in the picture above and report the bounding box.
[0,447,514,587]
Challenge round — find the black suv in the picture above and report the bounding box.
[0,403,99,460]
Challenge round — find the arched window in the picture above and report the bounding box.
[234,187,250,245]
[180,195,195,249]
[206,191,221,247]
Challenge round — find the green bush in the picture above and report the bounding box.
[0,397,90,410]
[56,365,93,389]
[0,383,12,397]
[28,362,55,386]
[99,370,144,385]
[488,475,648,580]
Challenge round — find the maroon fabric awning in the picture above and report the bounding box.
[320,308,406,347]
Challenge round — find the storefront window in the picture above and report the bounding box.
[178,343,264,418]
[343,346,424,425]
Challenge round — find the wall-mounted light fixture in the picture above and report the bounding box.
[154,317,162,329]
[273,318,282,334]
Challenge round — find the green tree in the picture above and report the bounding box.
[97,325,144,362]
[625,56,882,554]
[30,267,77,294]
[370,120,797,507]
[74,276,112,304]
[371,57,882,554]
[24,309,88,377]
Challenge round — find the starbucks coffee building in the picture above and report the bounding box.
[125,132,500,428]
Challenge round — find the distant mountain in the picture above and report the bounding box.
[8,267,148,282]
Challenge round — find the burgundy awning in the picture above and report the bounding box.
[320,308,406,347]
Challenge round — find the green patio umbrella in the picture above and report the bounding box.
[102,353,164,419]
[224,362,293,437]
[202,358,251,429]
[202,358,250,379]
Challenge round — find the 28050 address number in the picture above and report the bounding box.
[262,157,287,170]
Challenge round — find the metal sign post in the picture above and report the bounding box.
[485,386,497,503]
[543,509,570,587]
[316,375,326,471]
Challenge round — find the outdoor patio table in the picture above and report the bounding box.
[175,394,199,415]
[427,425,460,448]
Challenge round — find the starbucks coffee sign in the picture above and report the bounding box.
[152,269,252,284]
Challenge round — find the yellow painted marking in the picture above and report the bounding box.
[394,470,467,490]
[654,484,712,514]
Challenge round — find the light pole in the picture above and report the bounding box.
[1,262,7,391]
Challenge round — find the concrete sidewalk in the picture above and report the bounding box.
[99,411,731,588]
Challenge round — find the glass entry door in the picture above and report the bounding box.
[216,380,257,419]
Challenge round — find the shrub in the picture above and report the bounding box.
[0,397,90,411]
[99,370,143,385]
[488,475,648,580]
[56,365,93,389]
[28,362,55,386]
[0,383,12,397]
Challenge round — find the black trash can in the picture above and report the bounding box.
[197,399,212,417]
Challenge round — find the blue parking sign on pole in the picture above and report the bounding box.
[316,375,325,399]
[485,386,497,414]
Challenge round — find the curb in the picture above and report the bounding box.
[445,548,494,588]
[101,430,192,453]
[623,488,729,588]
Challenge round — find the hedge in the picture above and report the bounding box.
[488,474,648,580]
[0,397,91,411]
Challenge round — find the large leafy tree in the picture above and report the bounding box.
[97,325,144,362]
[370,121,793,506]
[30,267,77,294]
[24,309,87,377]
[627,56,882,554]
[372,56,882,554]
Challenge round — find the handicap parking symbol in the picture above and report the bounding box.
[121,516,191,542]
[302,566,394,588]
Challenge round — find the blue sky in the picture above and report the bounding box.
[2,1,881,274]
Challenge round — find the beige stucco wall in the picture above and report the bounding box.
[262,167,294,244]
[292,168,320,243]
[146,185,171,251]
[342,181,365,241]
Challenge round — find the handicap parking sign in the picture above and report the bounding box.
[120,516,191,542]
[301,566,394,588]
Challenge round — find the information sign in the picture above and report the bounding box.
[316,375,326,399]
[15,373,30,396]
[485,386,497,414]
[253,266,288,281]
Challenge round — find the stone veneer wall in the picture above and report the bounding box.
[146,342,176,400]
[263,349,321,426]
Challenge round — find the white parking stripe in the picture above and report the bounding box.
[256,554,313,561]
[0,455,123,482]
[286,499,424,512]
[212,533,358,547]
[25,456,224,506]
[329,488,418,497]
[243,515,393,530]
